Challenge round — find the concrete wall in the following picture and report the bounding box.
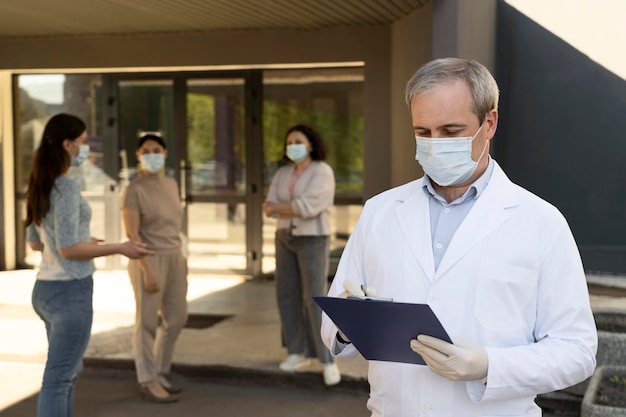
[432,0,497,68]
[0,22,408,269]
[0,27,395,204]
[390,3,433,188]
[0,27,379,69]
[0,72,15,270]
[0,1,505,269]
[385,0,497,190]
[495,1,626,273]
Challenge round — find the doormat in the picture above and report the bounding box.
[184,313,233,329]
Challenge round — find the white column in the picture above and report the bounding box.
[0,70,16,270]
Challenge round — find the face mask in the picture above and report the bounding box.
[71,144,90,167]
[140,153,165,173]
[415,122,487,186]
[286,143,309,163]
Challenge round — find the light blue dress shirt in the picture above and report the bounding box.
[422,157,495,270]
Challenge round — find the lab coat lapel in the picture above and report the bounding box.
[435,163,519,277]
[394,180,436,280]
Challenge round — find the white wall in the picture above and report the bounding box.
[0,71,16,269]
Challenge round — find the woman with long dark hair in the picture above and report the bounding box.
[25,113,153,417]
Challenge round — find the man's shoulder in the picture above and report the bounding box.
[365,178,423,207]
[492,166,563,219]
[514,184,563,216]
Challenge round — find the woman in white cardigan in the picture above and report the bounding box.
[263,124,340,386]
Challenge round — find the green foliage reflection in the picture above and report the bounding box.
[263,101,363,194]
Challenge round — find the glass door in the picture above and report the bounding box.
[106,77,176,269]
[183,77,247,273]
[108,71,263,276]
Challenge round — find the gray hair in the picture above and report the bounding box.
[405,58,499,122]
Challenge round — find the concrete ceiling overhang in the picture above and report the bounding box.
[0,0,430,39]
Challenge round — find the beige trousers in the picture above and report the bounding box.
[128,253,188,383]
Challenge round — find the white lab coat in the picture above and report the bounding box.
[322,161,597,417]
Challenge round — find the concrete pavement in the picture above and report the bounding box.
[1,269,625,415]
[0,269,368,414]
[0,367,370,417]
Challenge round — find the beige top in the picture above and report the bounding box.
[122,173,183,255]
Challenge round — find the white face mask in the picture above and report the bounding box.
[140,153,165,173]
[286,143,309,162]
[71,144,90,167]
[415,122,487,186]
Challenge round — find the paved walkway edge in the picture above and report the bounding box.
[82,358,370,394]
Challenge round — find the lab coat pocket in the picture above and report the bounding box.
[474,261,537,332]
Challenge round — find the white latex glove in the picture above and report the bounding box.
[339,279,382,299]
[338,278,366,298]
[410,335,488,382]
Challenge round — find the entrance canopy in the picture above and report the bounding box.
[0,0,429,38]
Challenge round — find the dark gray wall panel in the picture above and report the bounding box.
[495,1,626,273]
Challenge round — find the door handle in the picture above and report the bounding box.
[180,159,187,207]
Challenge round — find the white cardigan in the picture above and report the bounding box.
[265,161,335,236]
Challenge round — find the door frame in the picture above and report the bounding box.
[101,70,264,276]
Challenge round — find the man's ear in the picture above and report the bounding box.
[485,110,498,141]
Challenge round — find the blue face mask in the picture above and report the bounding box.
[415,122,487,186]
[286,143,309,163]
[71,144,90,167]
[140,153,166,173]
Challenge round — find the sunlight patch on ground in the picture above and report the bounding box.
[187,273,246,301]
[90,271,245,333]
[0,362,44,411]
[0,270,247,410]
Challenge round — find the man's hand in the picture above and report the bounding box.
[410,335,488,381]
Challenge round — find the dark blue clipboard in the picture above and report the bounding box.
[314,296,452,365]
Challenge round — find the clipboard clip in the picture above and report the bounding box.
[347,295,394,302]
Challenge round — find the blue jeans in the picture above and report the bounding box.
[32,276,93,417]
[275,232,332,364]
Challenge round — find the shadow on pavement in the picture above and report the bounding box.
[0,366,370,417]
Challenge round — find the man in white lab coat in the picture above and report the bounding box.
[321,58,597,416]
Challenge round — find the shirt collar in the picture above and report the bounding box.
[422,156,495,203]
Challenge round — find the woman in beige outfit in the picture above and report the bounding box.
[122,133,188,403]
